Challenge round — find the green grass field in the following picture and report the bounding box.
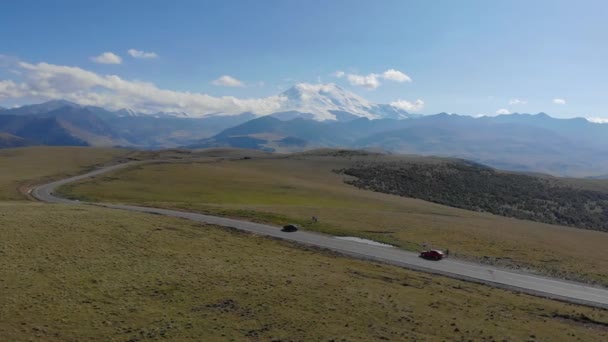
[60,153,608,286]
[0,146,127,201]
[1,202,607,341]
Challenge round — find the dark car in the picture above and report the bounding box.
[419,250,445,261]
[282,224,299,232]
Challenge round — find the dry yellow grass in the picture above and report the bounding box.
[61,155,608,285]
[1,202,606,341]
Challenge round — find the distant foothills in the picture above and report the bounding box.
[1,84,608,178]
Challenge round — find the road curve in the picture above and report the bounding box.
[32,163,608,310]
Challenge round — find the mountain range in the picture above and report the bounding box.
[0,100,257,148]
[2,84,608,177]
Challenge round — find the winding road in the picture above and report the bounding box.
[32,162,608,309]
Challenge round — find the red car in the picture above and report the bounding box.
[419,250,445,261]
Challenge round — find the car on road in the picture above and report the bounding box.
[419,249,445,261]
[282,224,299,232]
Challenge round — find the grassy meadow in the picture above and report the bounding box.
[1,202,607,341]
[59,152,608,286]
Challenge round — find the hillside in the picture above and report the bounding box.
[0,101,256,148]
[339,160,608,232]
[0,132,28,148]
[0,146,128,200]
[352,114,608,176]
[0,114,89,147]
[189,116,330,151]
[486,113,608,148]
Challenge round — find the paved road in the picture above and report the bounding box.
[32,163,608,309]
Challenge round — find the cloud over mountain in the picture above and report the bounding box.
[0,59,282,116]
[390,99,424,111]
[333,68,412,89]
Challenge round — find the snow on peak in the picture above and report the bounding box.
[277,83,386,121]
[586,117,608,124]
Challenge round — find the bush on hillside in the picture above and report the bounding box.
[337,161,608,232]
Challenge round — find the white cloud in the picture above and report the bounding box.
[91,52,122,64]
[496,108,511,115]
[346,73,381,89]
[553,98,566,105]
[586,117,608,124]
[382,69,412,82]
[1,60,282,117]
[212,75,244,87]
[127,49,158,59]
[0,80,26,99]
[508,98,527,105]
[390,99,424,112]
[332,69,412,89]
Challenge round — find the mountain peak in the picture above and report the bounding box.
[0,99,82,116]
[277,83,410,121]
[280,83,373,114]
[43,99,80,108]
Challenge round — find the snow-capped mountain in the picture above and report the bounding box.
[1,84,415,121]
[274,83,414,121]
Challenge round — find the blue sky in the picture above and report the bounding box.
[1,0,607,118]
